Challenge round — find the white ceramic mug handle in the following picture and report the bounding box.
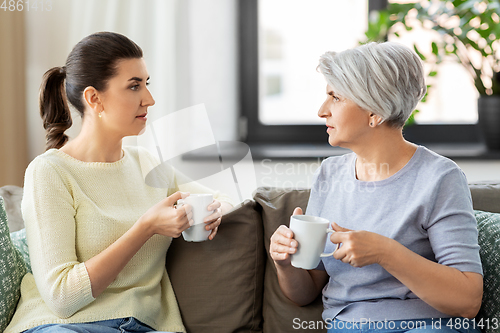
[320,228,340,257]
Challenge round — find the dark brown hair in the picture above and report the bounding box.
[39,32,143,150]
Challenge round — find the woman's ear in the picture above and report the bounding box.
[83,86,103,113]
[369,113,384,127]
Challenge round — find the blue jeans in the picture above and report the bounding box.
[327,318,482,333]
[22,317,177,333]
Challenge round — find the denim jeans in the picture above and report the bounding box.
[327,318,482,333]
[22,317,177,333]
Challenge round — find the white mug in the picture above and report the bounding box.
[177,194,214,242]
[289,215,339,270]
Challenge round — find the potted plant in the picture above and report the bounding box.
[365,0,500,150]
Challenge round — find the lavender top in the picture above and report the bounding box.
[306,146,482,321]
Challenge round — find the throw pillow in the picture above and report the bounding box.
[166,200,265,333]
[475,210,500,333]
[0,196,27,332]
[10,228,31,274]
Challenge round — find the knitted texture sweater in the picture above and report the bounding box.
[5,146,231,333]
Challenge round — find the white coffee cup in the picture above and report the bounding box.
[177,194,214,242]
[289,215,339,270]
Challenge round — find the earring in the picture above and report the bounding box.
[370,122,373,126]
[99,111,103,119]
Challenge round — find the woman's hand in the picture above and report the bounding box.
[139,191,193,238]
[270,207,329,306]
[204,200,223,240]
[270,207,302,267]
[329,222,389,268]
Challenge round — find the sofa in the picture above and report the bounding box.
[2,184,500,333]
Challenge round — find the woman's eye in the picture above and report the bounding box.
[131,84,139,91]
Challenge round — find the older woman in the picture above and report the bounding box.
[270,42,483,333]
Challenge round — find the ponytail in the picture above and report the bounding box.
[39,66,72,151]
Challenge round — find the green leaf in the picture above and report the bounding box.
[429,71,438,77]
[431,42,439,56]
[413,45,427,61]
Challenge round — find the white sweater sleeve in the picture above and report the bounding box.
[22,158,95,318]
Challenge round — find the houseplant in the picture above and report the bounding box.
[365,0,500,149]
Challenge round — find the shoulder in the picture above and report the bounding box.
[415,146,465,180]
[417,146,459,171]
[25,149,68,177]
[23,150,77,195]
[412,147,470,200]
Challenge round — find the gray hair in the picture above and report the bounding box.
[317,42,426,128]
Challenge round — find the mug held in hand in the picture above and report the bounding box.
[288,215,339,270]
[177,194,214,242]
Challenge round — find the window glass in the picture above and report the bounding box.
[258,0,369,125]
[388,0,478,124]
[258,0,478,126]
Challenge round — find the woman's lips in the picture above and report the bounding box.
[136,113,148,120]
[326,125,334,133]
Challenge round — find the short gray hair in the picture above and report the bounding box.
[317,42,426,128]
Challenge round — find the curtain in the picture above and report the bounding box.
[19,0,237,164]
[0,10,28,187]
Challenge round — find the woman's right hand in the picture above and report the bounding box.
[270,207,302,267]
[139,191,194,238]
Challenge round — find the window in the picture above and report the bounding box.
[258,0,368,125]
[239,0,482,150]
[387,0,478,124]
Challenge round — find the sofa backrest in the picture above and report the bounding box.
[469,182,500,213]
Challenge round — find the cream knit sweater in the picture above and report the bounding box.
[6,146,232,333]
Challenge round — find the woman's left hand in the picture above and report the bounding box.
[204,200,222,240]
[329,222,392,268]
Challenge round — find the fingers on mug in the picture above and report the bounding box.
[320,228,341,258]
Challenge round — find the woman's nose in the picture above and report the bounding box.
[318,99,330,118]
[143,87,155,107]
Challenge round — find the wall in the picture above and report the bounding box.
[0,9,27,187]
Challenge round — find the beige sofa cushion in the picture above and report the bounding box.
[166,199,265,333]
[254,187,326,333]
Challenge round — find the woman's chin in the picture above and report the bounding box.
[327,137,339,147]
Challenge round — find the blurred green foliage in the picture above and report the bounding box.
[365,0,500,96]
[364,0,500,126]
